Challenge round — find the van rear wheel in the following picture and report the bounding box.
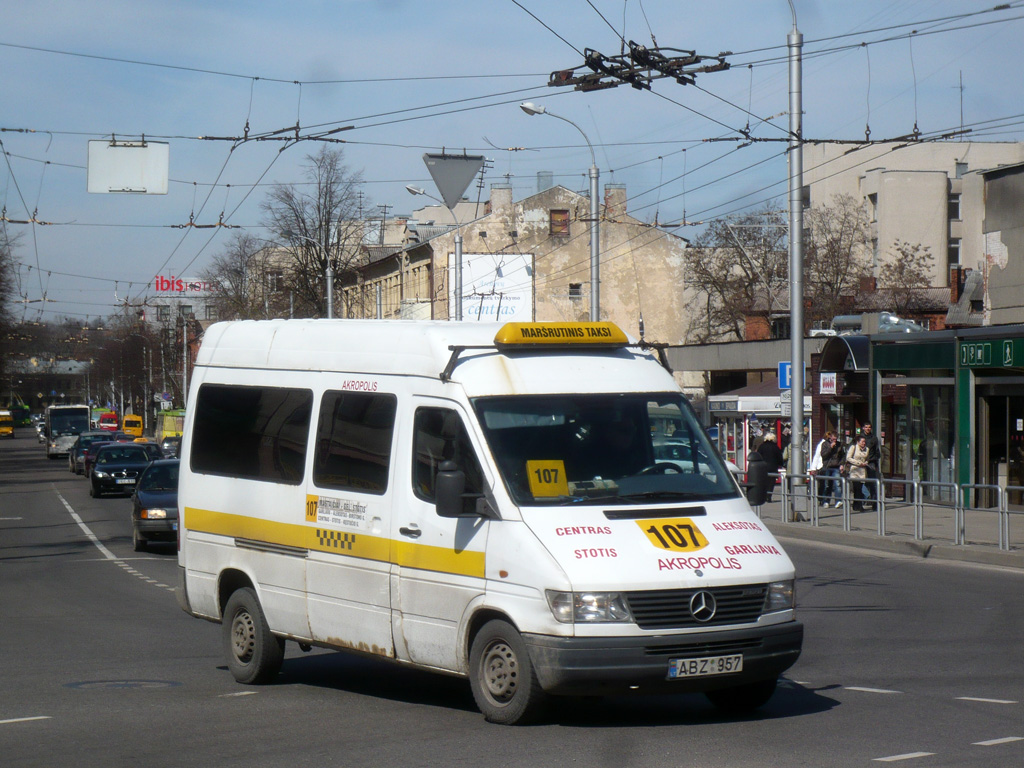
[705,677,777,714]
[469,619,547,725]
[223,587,284,685]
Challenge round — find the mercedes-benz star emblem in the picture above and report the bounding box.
[689,590,717,623]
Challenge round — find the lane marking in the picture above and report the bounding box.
[873,753,935,762]
[54,489,116,560]
[219,691,258,698]
[53,488,176,594]
[846,686,903,694]
[958,696,1018,704]
[973,737,1024,746]
[0,716,51,725]
[0,517,24,521]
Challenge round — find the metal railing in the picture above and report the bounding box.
[748,473,1023,552]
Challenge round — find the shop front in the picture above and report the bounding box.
[708,380,811,471]
[872,334,956,503]
[957,331,1024,507]
[812,335,870,449]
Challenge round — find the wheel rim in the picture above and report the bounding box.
[480,639,518,704]
[230,610,256,664]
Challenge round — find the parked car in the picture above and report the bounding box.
[131,459,179,551]
[68,431,111,474]
[89,443,154,497]
[159,435,181,458]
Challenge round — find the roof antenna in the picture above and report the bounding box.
[638,312,645,341]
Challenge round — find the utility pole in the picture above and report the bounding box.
[787,1,806,486]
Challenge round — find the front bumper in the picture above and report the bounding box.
[524,621,803,695]
[136,518,177,541]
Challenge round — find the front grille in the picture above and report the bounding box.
[644,637,763,657]
[625,585,768,630]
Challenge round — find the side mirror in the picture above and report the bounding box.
[436,460,467,518]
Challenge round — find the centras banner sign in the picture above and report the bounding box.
[153,275,216,295]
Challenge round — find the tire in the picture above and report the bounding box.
[132,524,147,552]
[223,587,284,685]
[705,677,778,714]
[468,619,547,725]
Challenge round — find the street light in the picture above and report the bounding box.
[406,185,464,321]
[786,0,806,482]
[520,101,601,321]
[282,229,335,319]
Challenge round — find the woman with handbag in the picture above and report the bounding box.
[845,436,871,511]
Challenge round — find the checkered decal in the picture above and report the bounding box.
[317,530,356,550]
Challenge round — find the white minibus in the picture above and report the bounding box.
[177,320,802,724]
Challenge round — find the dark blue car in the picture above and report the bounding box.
[130,459,179,551]
[89,443,154,498]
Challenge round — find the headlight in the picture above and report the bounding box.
[765,580,795,613]
[141,509,167,519]
[546,590,632,624]
[93,470,109,478]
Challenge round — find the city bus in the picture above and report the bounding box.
[44,404,91,458]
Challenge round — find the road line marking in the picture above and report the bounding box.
[958,697,1018,704]
[873,753,935,762]
[973,737,1024,746]
[219,691,257,698]
[0,517,24,521]
[0,716,51,725]
[847,686,903,694]
[54,489,116,560]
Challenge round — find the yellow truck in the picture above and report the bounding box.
[0,409,14,438]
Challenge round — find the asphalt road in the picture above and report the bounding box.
[2,430,1023,767]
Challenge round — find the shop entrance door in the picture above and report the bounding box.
[978,392,1024,508]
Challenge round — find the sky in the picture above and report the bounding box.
[3,0,1024,323]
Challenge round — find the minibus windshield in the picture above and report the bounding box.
[474,393,740,506]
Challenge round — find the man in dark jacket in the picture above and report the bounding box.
[757,432,784,503]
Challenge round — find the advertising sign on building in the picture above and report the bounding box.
[820,372,837,395]
[450,253,533,323]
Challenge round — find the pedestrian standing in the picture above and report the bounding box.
[757,432,784,503]
[821,432,845,506]
[861,422,881,509]
[845,436,871,511]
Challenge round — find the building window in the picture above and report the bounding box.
[948,237,961,266]
[867,193,878,223]
[948,193,961,221]
[955,162,968,179]
[268,270,283,293]
[550,210,570,237]
[157,306,170,321]
[180,305,193,317]
[771,317,791,340]
[205,305,218,321]
[568,283,583,302]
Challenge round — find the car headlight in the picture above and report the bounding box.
[93,470,109,478]
[765,580,795,613]
[546,590,633,624]
[141,509,167,519]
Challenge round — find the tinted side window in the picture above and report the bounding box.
[191,384,312,484]
[313,391,397,494]
[412,407,484,513]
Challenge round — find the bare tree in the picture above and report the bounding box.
[200,232,288,320]
[804,194,873,326]
[879,240,935,316]
[683,204,788,342]
[261,146,369,317]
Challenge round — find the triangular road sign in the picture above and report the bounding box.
[423,153,485,209]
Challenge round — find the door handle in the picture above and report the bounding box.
[399,526,422,538]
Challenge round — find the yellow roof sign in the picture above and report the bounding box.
[494,322,629,347]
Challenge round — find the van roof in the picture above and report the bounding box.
[195,319,674,397]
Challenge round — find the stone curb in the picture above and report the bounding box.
[762,519,1024,571]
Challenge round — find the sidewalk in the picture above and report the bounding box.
[754,497,1024,571]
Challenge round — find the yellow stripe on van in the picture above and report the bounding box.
[184,507,483,578]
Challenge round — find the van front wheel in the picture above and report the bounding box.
[469,620,547,725]
[223,587,284,685]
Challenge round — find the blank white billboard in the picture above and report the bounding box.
[87,139,169,194]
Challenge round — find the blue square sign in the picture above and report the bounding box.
[778,361,792,390]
